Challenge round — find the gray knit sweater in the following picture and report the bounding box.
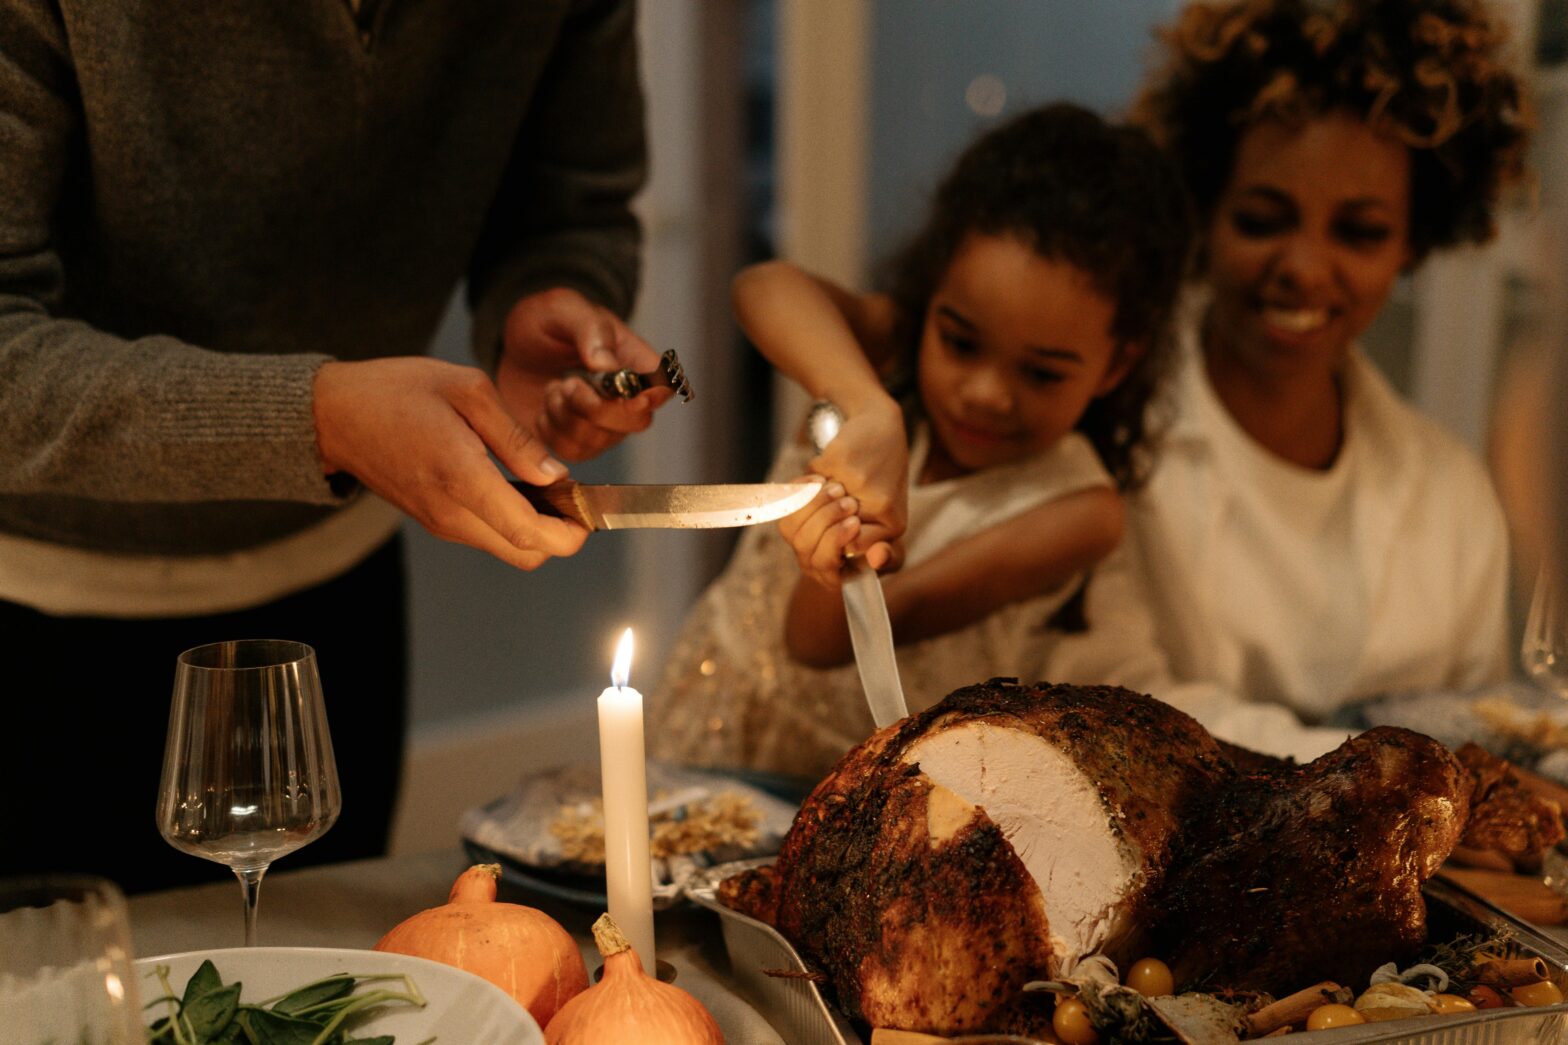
[0,0,645,555]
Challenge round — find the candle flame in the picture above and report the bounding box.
[611,628,634,689]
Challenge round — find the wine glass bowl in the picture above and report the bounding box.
[0,874,144,1044]
[157,639,341,946]
[1523,567,1568,701]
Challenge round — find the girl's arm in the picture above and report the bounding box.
[784,485,1126,668]
[731,260,901,389]
[732,261,906,553]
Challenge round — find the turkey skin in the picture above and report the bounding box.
[1150,724,1470,992]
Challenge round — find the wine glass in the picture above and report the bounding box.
[1523,565,1568,701]
[0,874,144,1044]
[156,639,341,947]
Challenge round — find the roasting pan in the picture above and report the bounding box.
[684,861,1568,1045]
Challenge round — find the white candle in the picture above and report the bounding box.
[597,627,656,970]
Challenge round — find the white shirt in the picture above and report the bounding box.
[1123,289,1510,737]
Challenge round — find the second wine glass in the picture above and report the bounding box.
[0,874,144,1044]
[1523,565,1568,701]
[156,639,341,946]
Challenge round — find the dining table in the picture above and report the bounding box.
[127,848,788,1043]
[122,848,1568,1045]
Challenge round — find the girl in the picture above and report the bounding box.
[648,103,1193,780]
[1119,0,1532,754]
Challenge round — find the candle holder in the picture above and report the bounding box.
[594,959,678,984]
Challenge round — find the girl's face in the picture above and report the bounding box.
[917,232,1131,479]
[1203,111,1413,378]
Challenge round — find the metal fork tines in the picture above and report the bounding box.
[594,349,694,402]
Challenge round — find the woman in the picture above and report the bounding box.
[1122,0,1532,748]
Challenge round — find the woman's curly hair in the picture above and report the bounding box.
[878,103,1195,491]
[1131,0,1531,259]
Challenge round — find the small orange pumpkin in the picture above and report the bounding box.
[374,863,587,1027]
[545,913,724,1044]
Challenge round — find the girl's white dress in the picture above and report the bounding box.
[646,421,1112,779]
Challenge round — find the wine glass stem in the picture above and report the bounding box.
[235,866,267,947]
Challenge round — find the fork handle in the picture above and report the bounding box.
[584,348,692,401]
[594,369,651,398]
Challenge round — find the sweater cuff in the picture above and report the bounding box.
[149,348,346,505]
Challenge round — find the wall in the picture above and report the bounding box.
[866,0,1182,266]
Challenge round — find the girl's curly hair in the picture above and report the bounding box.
[878,103,1195,491]
[1132,0,1531,260]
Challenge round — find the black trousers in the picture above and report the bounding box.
[0,536,409,895]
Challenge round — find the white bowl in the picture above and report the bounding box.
[135,945,544,1044]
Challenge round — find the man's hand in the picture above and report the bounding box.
[497,287,673,461]
[313,356,588,570]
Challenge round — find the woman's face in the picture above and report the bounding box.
[1203,111,1413,378]
[917,231,1129,479]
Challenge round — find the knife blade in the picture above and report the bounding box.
[807,399,910,729]
[511,479,820,531]
[842,560,909,728]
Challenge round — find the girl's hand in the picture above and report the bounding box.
[777,480,863,591]
[807,398,908,559]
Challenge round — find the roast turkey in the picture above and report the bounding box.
[721,679,1474,1035]
[1150,724,1470,992]
[723,679,1232,1031]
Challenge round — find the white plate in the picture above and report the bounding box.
[135,945,544,1044]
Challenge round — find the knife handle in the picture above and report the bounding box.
[510,480,590,528]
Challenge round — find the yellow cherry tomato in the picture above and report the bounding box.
[1430,993,1478,1014]
[1052,997,1099,1045]
[1510,981,1564,1007]
[1125,957,1175,997]
[1306,1004,1368,1031]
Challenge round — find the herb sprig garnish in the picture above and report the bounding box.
[142,959,431,1045]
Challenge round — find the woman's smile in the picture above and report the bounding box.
[1258,301,1331,336]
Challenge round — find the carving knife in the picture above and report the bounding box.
[808,401,910,729]
[512,478,820,531]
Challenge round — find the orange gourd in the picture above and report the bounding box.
[374,863,587,1027]
[544,913,724,1044]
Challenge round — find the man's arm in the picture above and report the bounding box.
[0,0,593,569]
[466,0,672,463]
[466,0,648,368]
[0,0,339,505]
